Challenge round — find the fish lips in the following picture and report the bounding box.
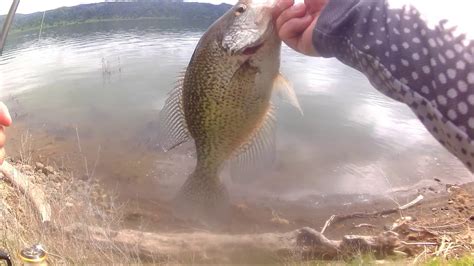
[223,41,265,57]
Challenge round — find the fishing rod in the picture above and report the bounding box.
[0,0,20,55]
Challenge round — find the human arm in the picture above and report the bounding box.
[274,0,474,171]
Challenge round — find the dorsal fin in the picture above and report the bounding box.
[229,104,277,183]
[158,76,191,151]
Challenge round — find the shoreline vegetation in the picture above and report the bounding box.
[0,1,232,33]
[7,17,187,34]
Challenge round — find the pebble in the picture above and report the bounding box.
[271,216,290,226]
[35,162,44,170]
[42,166,54,176]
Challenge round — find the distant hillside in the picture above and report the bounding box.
[0,2,232,32]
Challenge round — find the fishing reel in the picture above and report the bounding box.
[0,244,48,266]
[0,249,12,266]
[18,244,48,266]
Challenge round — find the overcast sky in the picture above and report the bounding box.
[0,0,235,15]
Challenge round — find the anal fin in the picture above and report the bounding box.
[229,104,277,183]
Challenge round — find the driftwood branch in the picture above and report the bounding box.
[322,195,424,232]
[0,161,51,223]
[65,224,400,263]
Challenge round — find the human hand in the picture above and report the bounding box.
[0,102,12,165]
[273,0,328,56]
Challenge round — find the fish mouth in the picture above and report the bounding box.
[241,43,264,55]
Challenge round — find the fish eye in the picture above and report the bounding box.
[235,4,246,16]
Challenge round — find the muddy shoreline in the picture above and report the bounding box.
[1,156,473,264]
[1,122,473,263]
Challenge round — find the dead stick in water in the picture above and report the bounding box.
[0,161,51,223]
[321,195,424,233]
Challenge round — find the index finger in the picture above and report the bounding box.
[304,0,328,14]
[272,0,295,20]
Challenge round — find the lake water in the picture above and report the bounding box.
[0,20,471,204]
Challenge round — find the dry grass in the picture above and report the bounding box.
[18,129,33,166]
[0,129,142,264]
[0,162,141,264]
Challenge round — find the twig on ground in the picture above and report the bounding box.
[417,218,470,231]
[321,195,424,233]
[320,215,335,235]
[354,223,376,229]
[399,195,424,210]
[0,161,51,223]
[400,241,437,246]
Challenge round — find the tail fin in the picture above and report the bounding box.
[174,169,230,220]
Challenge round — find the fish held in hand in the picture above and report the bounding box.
[158,0,301,220]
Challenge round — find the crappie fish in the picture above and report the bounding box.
[159,0,301,217]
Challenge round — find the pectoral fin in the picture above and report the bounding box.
[273,73,303,115]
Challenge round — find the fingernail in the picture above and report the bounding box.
[275,0,293,10]
[293,3,305,10]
